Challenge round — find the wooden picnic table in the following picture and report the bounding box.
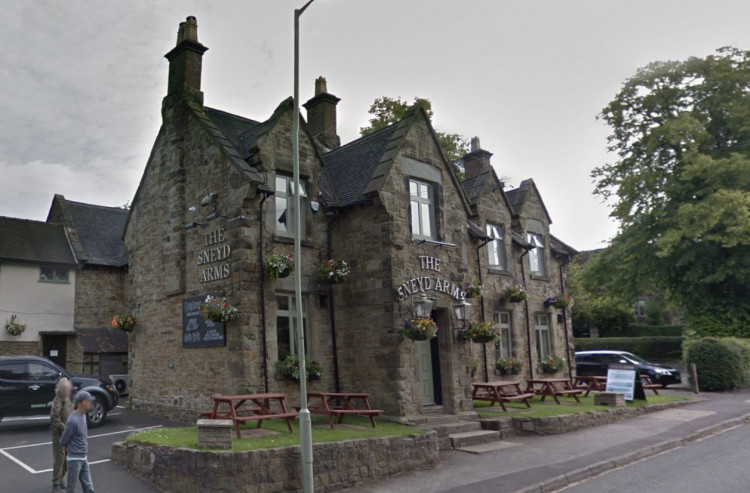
[472,381,536,412]
[573,375,608,397]
[203,393,297,438]
[306,392,384,429]
[524,378,583,404]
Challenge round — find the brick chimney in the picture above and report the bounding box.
[303,77,341,150]
[463,136,493,180]
[164,16,208,104]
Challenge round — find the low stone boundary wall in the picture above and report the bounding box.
[112,431,438,493]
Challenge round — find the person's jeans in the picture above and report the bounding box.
[65,459,94,493]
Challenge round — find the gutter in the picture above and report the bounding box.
[475,237,493,382]
[326,209,342,393]
[559,255,574,382]
[520,248,534,379]
[257,185,274,393]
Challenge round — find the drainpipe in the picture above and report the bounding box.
[327,210,341,393]
[258,185,274,393]
[520,249,534,379]
[475,237,493,382]
[559,257,573,382]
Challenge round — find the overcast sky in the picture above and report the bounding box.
[2,1,750,250]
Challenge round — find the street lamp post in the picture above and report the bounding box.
[293,1,316,492]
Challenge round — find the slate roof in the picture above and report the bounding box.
[76,328,128,353]
[203,107,260,153]
[462,172,490,205]
[505,183,528,212]
[0,217,75,265]
[550,235,579,257]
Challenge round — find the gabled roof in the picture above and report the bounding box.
[462,172,490,205]
[48,195,129,267]
[550,235,578,257]
[76,328,128,353]
[0,217,75,265]
[505,178,552,222]
[203,107,260,153]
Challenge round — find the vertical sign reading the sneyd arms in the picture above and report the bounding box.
[198,228,231,283]
[395,255,466,301]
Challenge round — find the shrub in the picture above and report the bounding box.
[599,324,683,338]
[573,336,683,362]
[684,338,750,391]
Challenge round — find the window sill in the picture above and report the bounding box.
[529,275,550,282]
[487,268,512,276]
[38,279,70,284]
[273,235,315,248]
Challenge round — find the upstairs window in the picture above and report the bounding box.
[275,174,307,237]
[527,233,545,276]
[487,224,505,269]
[40,267,69,283]
[409,179,435,240]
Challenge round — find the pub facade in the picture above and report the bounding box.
[124,17,577,422]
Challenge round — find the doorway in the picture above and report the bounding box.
[42,335,67,368]
[417,309,444,406]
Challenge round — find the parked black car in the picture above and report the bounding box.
[0,356,119,427]
[575,350,682,387]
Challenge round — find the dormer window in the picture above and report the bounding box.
[409,179,435,240]
[487,224,505,269]
[527,233,545,276]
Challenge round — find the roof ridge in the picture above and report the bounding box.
[324,123,398,156]
[65,200,129,212]
[0,216,58,225]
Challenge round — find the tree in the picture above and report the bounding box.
[591,47,750,337]
[360,96,470,166]
[567,261,634,336]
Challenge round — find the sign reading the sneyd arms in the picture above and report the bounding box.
[396,256,466,301]
[198,228,231,283]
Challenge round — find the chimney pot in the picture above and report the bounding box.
[304,77,341,150]
[184,16,199,43]
[462,137,493,180]
[314,76,328,96]
[165,16,208,104]
[471,136,481,152]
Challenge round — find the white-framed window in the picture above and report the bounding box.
[535,313,551,359]
[275,174,307,236]
[487,224,505,269]
[39,266,69,283]
[276,294,308,360]
[527,233,545,276]
[493,311,512,358]
[635,299,647,317]
[409,179,436,240]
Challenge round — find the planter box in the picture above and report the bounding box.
[594,392,625,407]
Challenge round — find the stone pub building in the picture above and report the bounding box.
[125,17,577,422]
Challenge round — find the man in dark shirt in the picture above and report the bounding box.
[59,391,94,493]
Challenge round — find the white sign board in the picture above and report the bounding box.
[49,350,59,357]
[606,368,637,401]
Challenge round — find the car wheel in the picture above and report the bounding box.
[86,397,107,428]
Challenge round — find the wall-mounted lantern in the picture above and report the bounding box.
[453,297,472,342]
[413,292,434,318]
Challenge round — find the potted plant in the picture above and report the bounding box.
[318,259,351,284]
[496,356,524,375]
[402,317,438,341]
[200,295,238,323]
[464,281,482,299]
[540,355,566,374]
[465,322,499,343]
[276,354,324,381]
[502,282,527,303]
[265,252,295,280]
[4,315,25,337]
[546,294,574,309]
[110,313,139,332]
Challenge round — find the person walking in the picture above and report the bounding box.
[59,391,95,493]
[50,378,73,492]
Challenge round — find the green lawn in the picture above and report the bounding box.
[474,394,692,419]
[126,415,424,451]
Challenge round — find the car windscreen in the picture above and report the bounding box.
[622,352,648,364]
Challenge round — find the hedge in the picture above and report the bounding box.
[573,336,683,362]
[598,324,683,338]
[684,337,750,391]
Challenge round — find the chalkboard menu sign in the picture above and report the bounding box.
[182,295,226,348]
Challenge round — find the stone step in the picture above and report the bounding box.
[456,440,522,454]
[449,429,500,449]
[422,421,482,437]
[422,413,460,425]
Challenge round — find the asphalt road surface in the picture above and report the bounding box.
[0,406,175,493]
[559,422,750,493]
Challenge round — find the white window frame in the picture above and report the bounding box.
[275,174,307,237]
[409,179,436,240]
[535,313,552,360]
[487,224,505,269]
[276,294,309,360]
[493,311,512,359]
[527,233,546,276]
[635,299,647,317]
[39,266,69,283]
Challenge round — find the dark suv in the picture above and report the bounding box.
[0,356,119,427]
[575,350,682,388]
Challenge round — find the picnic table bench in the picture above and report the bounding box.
[639,375,662,395]
[472,381,535,412]
[202,393,297,438]
[525,378,583,404]
[305,392,384,429]
[573,375,608,397]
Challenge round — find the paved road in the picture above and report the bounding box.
[0,406,175,493]
[558,422,750,493]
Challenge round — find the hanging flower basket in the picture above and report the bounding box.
[496,357,524,375]
[545,295,574,309]
[276,354,324,382]
[502,283,528,303]
[200,295,238,323]
[318,259,350,284]
[5,315,25,337]
[465,322,499,343]
[265,253,295,280]
[540,355,566,374]
[463,281,482,299]
[403,317,438,341]
[111,314,139,332]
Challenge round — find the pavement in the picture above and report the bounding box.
[0,404,176,493]
[343,388,750,493]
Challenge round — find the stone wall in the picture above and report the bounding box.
[112,432,439,493]
[74,266,127,329]
[0,340,42,356]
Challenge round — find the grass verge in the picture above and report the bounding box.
[126,415,424,451]
[474,394,692,419]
